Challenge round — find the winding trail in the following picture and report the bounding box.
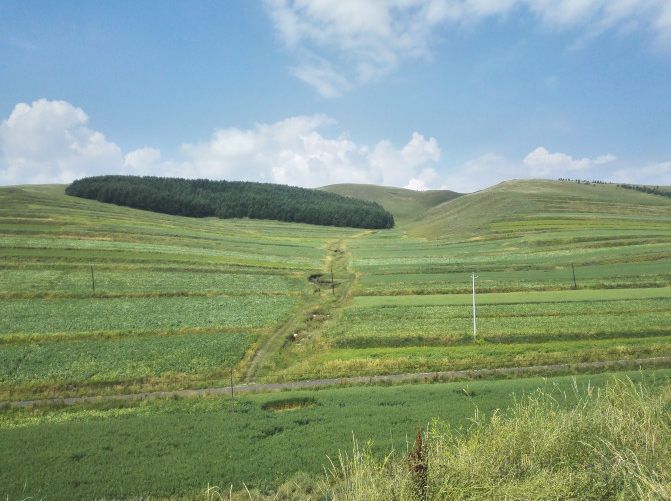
[242,234,361,383]
[5,356,670,409]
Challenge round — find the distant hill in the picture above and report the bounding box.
[65,176,395,229]
[319,183,461,225]
[408,179,671,239]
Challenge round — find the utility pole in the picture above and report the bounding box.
[331,263,335,296]
[472,272,478,340]
[230,367,234,401]
[90,265,96,295]
[571,264,577,290]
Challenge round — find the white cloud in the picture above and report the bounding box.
[612,161,671,186]
[523,146,616,175]
[0,99,443,189]
[264,0,671,96]
[181,115,442,188]
[123,147,162,173]
[0,99,124,184]
[2,99,669,192]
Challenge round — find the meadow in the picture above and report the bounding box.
[0,185,358,399]
[1,180,671,498]
[271,181,671,380]
[2,369,669,499]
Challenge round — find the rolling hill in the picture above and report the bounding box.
[407,179,671,238]
[1,179,671,499]
[319,183,461,225]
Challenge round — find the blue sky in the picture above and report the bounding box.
[1,0,670,192]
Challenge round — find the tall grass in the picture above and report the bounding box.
[324,378,671,500]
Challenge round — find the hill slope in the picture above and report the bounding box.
[319,183,461,225]
[409,179,671,239]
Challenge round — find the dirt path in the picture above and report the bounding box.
[6,356,670,409]
[242,236,360,382]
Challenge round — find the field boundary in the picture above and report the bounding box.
[6,356,671,409]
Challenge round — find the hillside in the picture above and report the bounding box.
[2,180,671,499]
[319,183,461,225]
[408,179,671,239]
[67,176,395,229]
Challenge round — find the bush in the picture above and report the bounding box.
[323,378,671,500]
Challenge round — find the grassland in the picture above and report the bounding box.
[2,179,671,498]
[270,180,671,380]
[0,185,359,399]
[2,369,669,499]
[326,377,671,500]
[320,183,461,225]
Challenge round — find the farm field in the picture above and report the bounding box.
[1,180,671,498]
[270,180,671,380]
[0,185,359,400]
[2,369,669,499]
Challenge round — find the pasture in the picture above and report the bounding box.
[1,180,671,498]
[2,369,669,499]
[273,181,671,380]
[0,185,357,400]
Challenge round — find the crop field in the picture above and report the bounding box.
[2,180,671,498]
[0,185,358,399]
[272,181,671,380]
[2,369,670,499]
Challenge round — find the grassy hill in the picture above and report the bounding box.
[319,183,461,225]
[276,179,671,380]
[1,180,671,498]
[409,179,671,238]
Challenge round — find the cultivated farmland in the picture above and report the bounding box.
[1,180,670,498]
[0,185,359,399]
[271,180,671,380]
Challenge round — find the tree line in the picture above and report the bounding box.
[65,176,395,229]
[558,178,671,199]
[616,183,671,199]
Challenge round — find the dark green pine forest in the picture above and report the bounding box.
[65,176,395,229]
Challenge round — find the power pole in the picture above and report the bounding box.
[90,265,96,295]
[230,367,234,401]
[330,263,335,296]
[571,264,577,290]
[472,272,478,340]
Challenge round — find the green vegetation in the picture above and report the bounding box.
[2,179,671,498]
[326,378,671,500]
[320,183,460,224]
[1,370,669,499]
[618,182,671,199]
[66,175,395,229]
[0,184,358,399]
[271,180,671,380]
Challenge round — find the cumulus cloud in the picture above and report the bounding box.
[264,0,671,96]
[180,115,442,187]
[0,99,443,189]
[0,99,124,184]
[612,161,671,186]
[2,99,668,192]
[523,146,616,175]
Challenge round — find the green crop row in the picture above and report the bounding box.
[0,295,297,335]
[0,268,304,296]
[0,331,254,390]
[285,335,671,379]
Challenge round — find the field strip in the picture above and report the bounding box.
[0,290,301,300]
[354,286,671,307]
[5,356,671,408]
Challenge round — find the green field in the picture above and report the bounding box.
[1,180,671,498]
[0,185,358,399]
[271,180,671,380]
[2,369,669,499]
